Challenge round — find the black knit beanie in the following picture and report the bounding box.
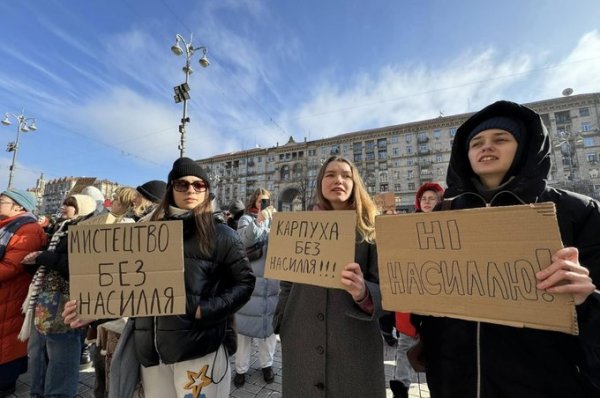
[167,157,210,187]
[136,180,167,203]
[465,116,524,150]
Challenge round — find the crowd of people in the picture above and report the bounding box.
[0,99,598,398]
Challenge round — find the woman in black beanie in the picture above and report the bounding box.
[132,180,167,221]
[64,158,255,398]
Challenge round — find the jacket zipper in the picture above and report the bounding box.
[476,322,481,398]
[153,316,163,363]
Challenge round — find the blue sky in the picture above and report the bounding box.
[1,0,599,190]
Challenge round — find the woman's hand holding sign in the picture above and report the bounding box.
[341,262,367,302]
[536,247,596,305]
[62,300,93,329]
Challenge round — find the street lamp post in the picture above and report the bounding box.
[2,111,37,189]
[171,33,210,158]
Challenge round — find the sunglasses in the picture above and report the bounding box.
[172,179,208,193]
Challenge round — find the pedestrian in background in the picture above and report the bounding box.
[132,180,167,221]
[274,155,385,397]
[233,188,279,388]
[227,200,245,231]
[0,190,47,398]
[388,182,444,398]
[413,100,600,397]
[20,194,97,398]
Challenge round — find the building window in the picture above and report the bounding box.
[555,111,571,125]
[433,129,442,139]
[579,107,590,117]
[391,135,400,144]
[581,122,592,132]
[408,182,415,191]
[449,127,457,137]
[392,160,401,168]
[353,142,362,152]
[380,172,388,182]
[354,153,362,162]
[366,152,375,161]
[392,147,400,156]
[584,137,595,147]
[436,154,443,162]
[407,159,414,166]
[380,183,389,192]
[378,138,387,148]
[405,134,413,143]
[406,145,413,154]
[586,153,598,163]
[407,170,414,180]
[394,183,402,192]
[378,151,387,160]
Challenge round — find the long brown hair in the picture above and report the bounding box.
[314,156,377,243]
[150,182,215,258]
[245,188,271,214]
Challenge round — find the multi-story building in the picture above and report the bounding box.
[38,176,121,215]
[198,92,600,212]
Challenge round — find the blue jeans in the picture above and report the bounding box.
[28,327,81,398]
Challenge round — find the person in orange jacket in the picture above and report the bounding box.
[0,189,47,397]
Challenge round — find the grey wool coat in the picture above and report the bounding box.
[273,237,385,398]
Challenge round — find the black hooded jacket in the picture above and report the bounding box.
[133,213,255,366]
[416,101,600,397]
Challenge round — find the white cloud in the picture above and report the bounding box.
[541,30,600,98]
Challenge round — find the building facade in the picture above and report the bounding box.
[198,93,600,212]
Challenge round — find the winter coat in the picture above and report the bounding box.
[0,213,47,365]
[415,100,600,397]
[273,237,385,398]
[133,213,255,366]
[234,213,279,338]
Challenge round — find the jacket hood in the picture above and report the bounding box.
[446,100,551,203]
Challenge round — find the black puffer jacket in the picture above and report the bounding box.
[134,214,255,366]
[415,101,600,397]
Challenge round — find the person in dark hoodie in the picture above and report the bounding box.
[413,100,600,397]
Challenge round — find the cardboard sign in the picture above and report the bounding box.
[264,211,356,289]
[69,221,186,318]
[376,203,577,335]
[374,192,396,213]
[68,177,97,195]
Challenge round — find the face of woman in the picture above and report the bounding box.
[61,204,77,219]
[419,190,439,213]
[132,192,143,207]
[467,129,518,189]
[254,194,270,210]
[321,161,354,210]
[172,176,208,210]
[111,199,126,216]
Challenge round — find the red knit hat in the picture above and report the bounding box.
[415,182,445,211]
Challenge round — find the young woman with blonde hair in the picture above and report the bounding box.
[273,155,385,397]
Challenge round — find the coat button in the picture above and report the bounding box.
[315,382,325,390]
[316,345,324,354]
[317,313,324,321]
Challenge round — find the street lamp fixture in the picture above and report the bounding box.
[170,33,210,158]
[1,110,38,189]
[553,131,584,185]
